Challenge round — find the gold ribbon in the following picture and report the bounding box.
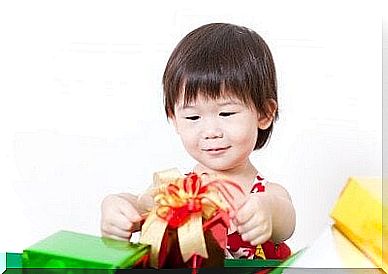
[139,210,168,267]
[139,169,231,268]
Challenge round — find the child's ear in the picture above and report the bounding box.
[257,99,277,130]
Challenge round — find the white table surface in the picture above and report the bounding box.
[289,225,381,271]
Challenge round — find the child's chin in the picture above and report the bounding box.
[200,162,234,172]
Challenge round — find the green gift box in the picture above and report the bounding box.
[22,230,149,272]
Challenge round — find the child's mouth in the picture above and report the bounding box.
[202,146,231,152]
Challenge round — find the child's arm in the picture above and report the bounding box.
[264,183,296,243]
[100,193,143,241]
[233,183,295,245]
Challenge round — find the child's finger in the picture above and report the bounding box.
[113,214,134,231]
[227,190,249,221]
[235,198,255,224]
[107,224,133,239]
[241,226,261,244]
[248,230,272,246]
[136,193,154,213]
[101,221,129,239]
[103,232,132,242]
[118,202,142,223]
[237,215,257,234]
[228,209,236,219]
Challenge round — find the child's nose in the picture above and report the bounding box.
[204,130,223,139]
[201,120,223,139]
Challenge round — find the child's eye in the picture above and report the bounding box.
[185,115,200,121]
[219,112,236,117]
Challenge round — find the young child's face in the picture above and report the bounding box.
[171,93,261,173]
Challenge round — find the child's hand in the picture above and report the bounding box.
[232,192,272,246]
[100,194,142,241]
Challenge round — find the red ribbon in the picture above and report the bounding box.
[157,173,208,228]
[155,172,244,229]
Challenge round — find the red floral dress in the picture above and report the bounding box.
[225,175,291,260]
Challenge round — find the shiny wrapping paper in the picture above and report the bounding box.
[330,177,386,272]
[22,230,150,271]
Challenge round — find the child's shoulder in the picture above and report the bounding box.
[254,172,291,199]
[263,181,292,201]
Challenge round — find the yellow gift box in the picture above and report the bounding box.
[330,177,387,272]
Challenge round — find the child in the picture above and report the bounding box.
[101,23,295,260]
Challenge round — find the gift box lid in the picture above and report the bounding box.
[22,230,149,269]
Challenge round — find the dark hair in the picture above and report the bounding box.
[163,23,278,150]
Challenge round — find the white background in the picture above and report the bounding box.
[0,0,382,255]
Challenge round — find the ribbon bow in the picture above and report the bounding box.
[139,170,243,268]
[155,173,231,228]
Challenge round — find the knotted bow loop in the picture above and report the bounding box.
[139,169,245,268]
[154,173,226,228]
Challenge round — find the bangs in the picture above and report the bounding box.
[169,24,263,109]
[180,67,252,107]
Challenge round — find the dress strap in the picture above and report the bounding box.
[250,175,268,193]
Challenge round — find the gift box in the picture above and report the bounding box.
[22,230,149,272]
[139,170,245,269]
[330,177,386,272]
[156,210,228,268]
